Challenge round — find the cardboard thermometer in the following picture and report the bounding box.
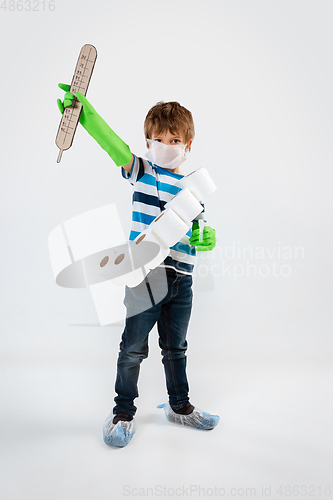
[55,44,97,163]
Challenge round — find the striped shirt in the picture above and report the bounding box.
[121,154,205,274]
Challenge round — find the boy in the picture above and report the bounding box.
[57,85,219,447]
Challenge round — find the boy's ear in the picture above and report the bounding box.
[186,139,193,153]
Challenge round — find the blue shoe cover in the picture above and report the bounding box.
[157,402,219,430]
[102,414,135,447]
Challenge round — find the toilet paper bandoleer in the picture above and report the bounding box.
[57,85,220,446]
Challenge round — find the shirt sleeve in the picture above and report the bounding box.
[121,154,145,185]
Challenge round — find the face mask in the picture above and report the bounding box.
[145,139,187,170]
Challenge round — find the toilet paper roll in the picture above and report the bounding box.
[164,187,203,225]
[132,227,170,273]
[150,208,190,248]
[110,229,170,288]
[178,168,217,202]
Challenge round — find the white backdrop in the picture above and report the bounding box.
[1,1,332,499]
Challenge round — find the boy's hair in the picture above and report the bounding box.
[144,101,195,151]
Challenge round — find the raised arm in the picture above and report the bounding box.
[57,83,133,172]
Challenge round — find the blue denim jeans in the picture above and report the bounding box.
[113,266,193,417]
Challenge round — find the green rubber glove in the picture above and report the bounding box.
[57,83,132,167]
[189,221,217,251]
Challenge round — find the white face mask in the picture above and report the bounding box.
[145,139,187,170]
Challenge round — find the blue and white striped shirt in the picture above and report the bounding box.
[121,154,205,274]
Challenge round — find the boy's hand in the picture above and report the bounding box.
[57,84,87,125]
[56,84,96,126]
[57,83,75,114]
[189,222,216,251]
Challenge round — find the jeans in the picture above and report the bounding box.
[113,266,193,417]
